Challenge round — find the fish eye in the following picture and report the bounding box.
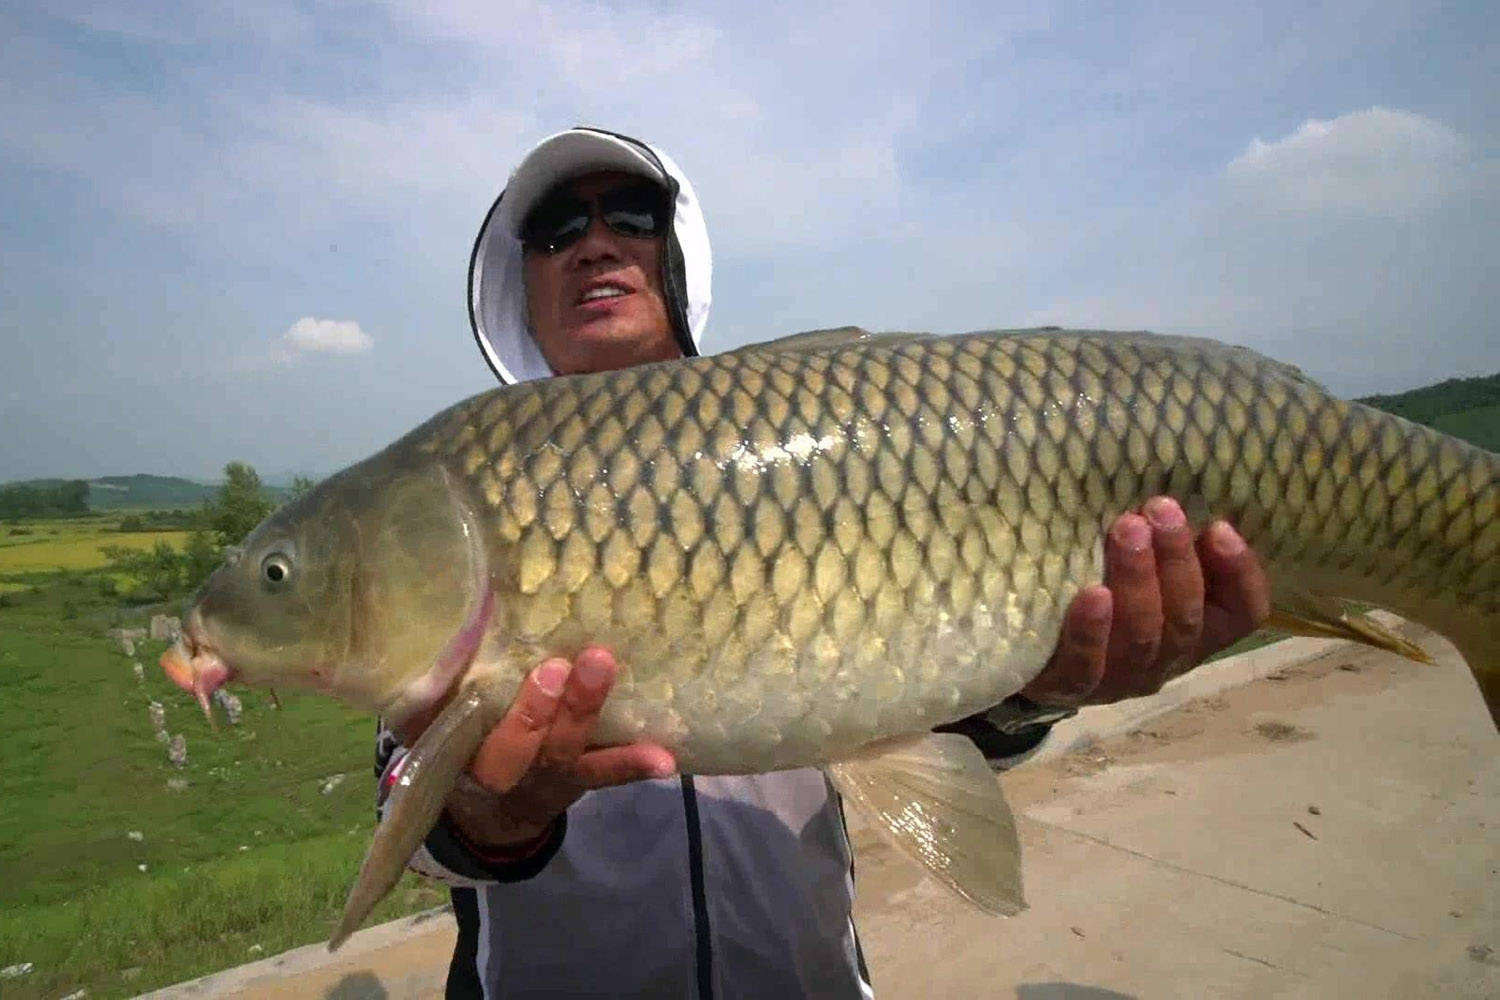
[261,552,293,587]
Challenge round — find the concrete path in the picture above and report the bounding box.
[144,631,1498,999]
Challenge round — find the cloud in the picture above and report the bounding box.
[274,317,372,361]
[1225,107,1466,216]
[1014,106,1500,396]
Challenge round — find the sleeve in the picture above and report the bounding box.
[373,719,568,886]
[932,694,1078,768]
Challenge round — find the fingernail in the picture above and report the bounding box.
[650,758,677,779]
[535,660,569,696]
[1210,522,1246,557]
[574,654,611,691]
[1144,497,1185,530]
[1115,516,1150,552]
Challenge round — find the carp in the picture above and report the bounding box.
[161,328,1499,948]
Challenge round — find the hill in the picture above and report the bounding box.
[85,474,218,510]
[1357,372,1500,451]
[2,474,289,512]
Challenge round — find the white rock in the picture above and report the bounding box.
[213,689,244,725]
[167,734,187,768]
[0,963,33,979]
[149,614,182,641]
[127,830,143,842]
[166,778,189,792]
[320,773,346,795]
[247,943,263,955]
[60,989,87,999]
[137,864,148,872]
[132,662,144,683]
[148,701,166,733]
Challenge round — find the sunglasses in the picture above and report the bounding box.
[520,181,670,254]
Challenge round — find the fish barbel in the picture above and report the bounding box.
[161,328,1499,948]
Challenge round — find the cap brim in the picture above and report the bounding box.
[497,131,666,239]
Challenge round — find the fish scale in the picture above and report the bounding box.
[164,327,1499,946]
[392,329,1498,773]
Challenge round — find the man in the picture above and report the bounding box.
[376,127,1270,998]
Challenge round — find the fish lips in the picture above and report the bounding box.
[160,617,235,722]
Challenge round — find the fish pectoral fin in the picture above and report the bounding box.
[329,689,494,951]
[828,732,1025,916]
[1267,591,1432,664]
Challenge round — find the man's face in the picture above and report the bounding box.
[522,171,679,376]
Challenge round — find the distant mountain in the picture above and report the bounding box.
[0,474,289,511]
[1357,372,1500,452]
[87,475,218,510]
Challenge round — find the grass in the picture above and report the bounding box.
[0,569,445,999]
[0,516,191,573]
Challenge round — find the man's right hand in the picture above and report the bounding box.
[398,646,677,859]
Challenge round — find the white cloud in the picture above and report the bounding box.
[1226,107,1466,215]
[275,317,372,361]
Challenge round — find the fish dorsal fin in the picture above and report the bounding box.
[828,732,1026,916]
[1267,590,1432,664]
[734,327,938,357]
[759,325,872,351]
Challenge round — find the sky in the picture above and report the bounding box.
[1,0,1496,482]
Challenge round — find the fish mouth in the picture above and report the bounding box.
[160,610,235,724]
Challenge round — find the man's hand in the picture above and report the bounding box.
[399,646,675,859]
[1022,496,1271,707]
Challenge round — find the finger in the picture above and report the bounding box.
[1023,585,1111,706]
[1197,521,1272,658]
[537,646,618,770]
[395,700,442,746]
[572,742,677,789]
[1144,496,1204,682]
[468,658,571,793]
[1088,512,1165,701]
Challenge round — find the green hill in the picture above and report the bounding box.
[84,474,218,510]
[1357,373,1500,451]
[2,474,289,512]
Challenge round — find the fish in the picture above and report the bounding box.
[161,328,1499,949]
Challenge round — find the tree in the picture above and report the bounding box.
[182,528,221,590]
[209,462,274,549]
[289,475,317,502]
[101,540,187,601]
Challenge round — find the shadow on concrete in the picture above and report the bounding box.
[325,970,389,999]
[1017,984,1138,1000]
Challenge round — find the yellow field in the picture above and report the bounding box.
[0,529,193,573]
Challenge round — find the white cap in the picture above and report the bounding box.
[468,128,713,384]
[493,129,667,239]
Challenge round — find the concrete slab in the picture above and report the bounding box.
[142,631,1498,998]
[850,635,1499,998]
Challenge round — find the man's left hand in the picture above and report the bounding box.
[1021,496,1271,707]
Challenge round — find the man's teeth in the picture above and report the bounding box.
[581,286,628,302]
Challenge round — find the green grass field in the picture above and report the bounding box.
[0,524,192,573]
[0,555,444,998]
